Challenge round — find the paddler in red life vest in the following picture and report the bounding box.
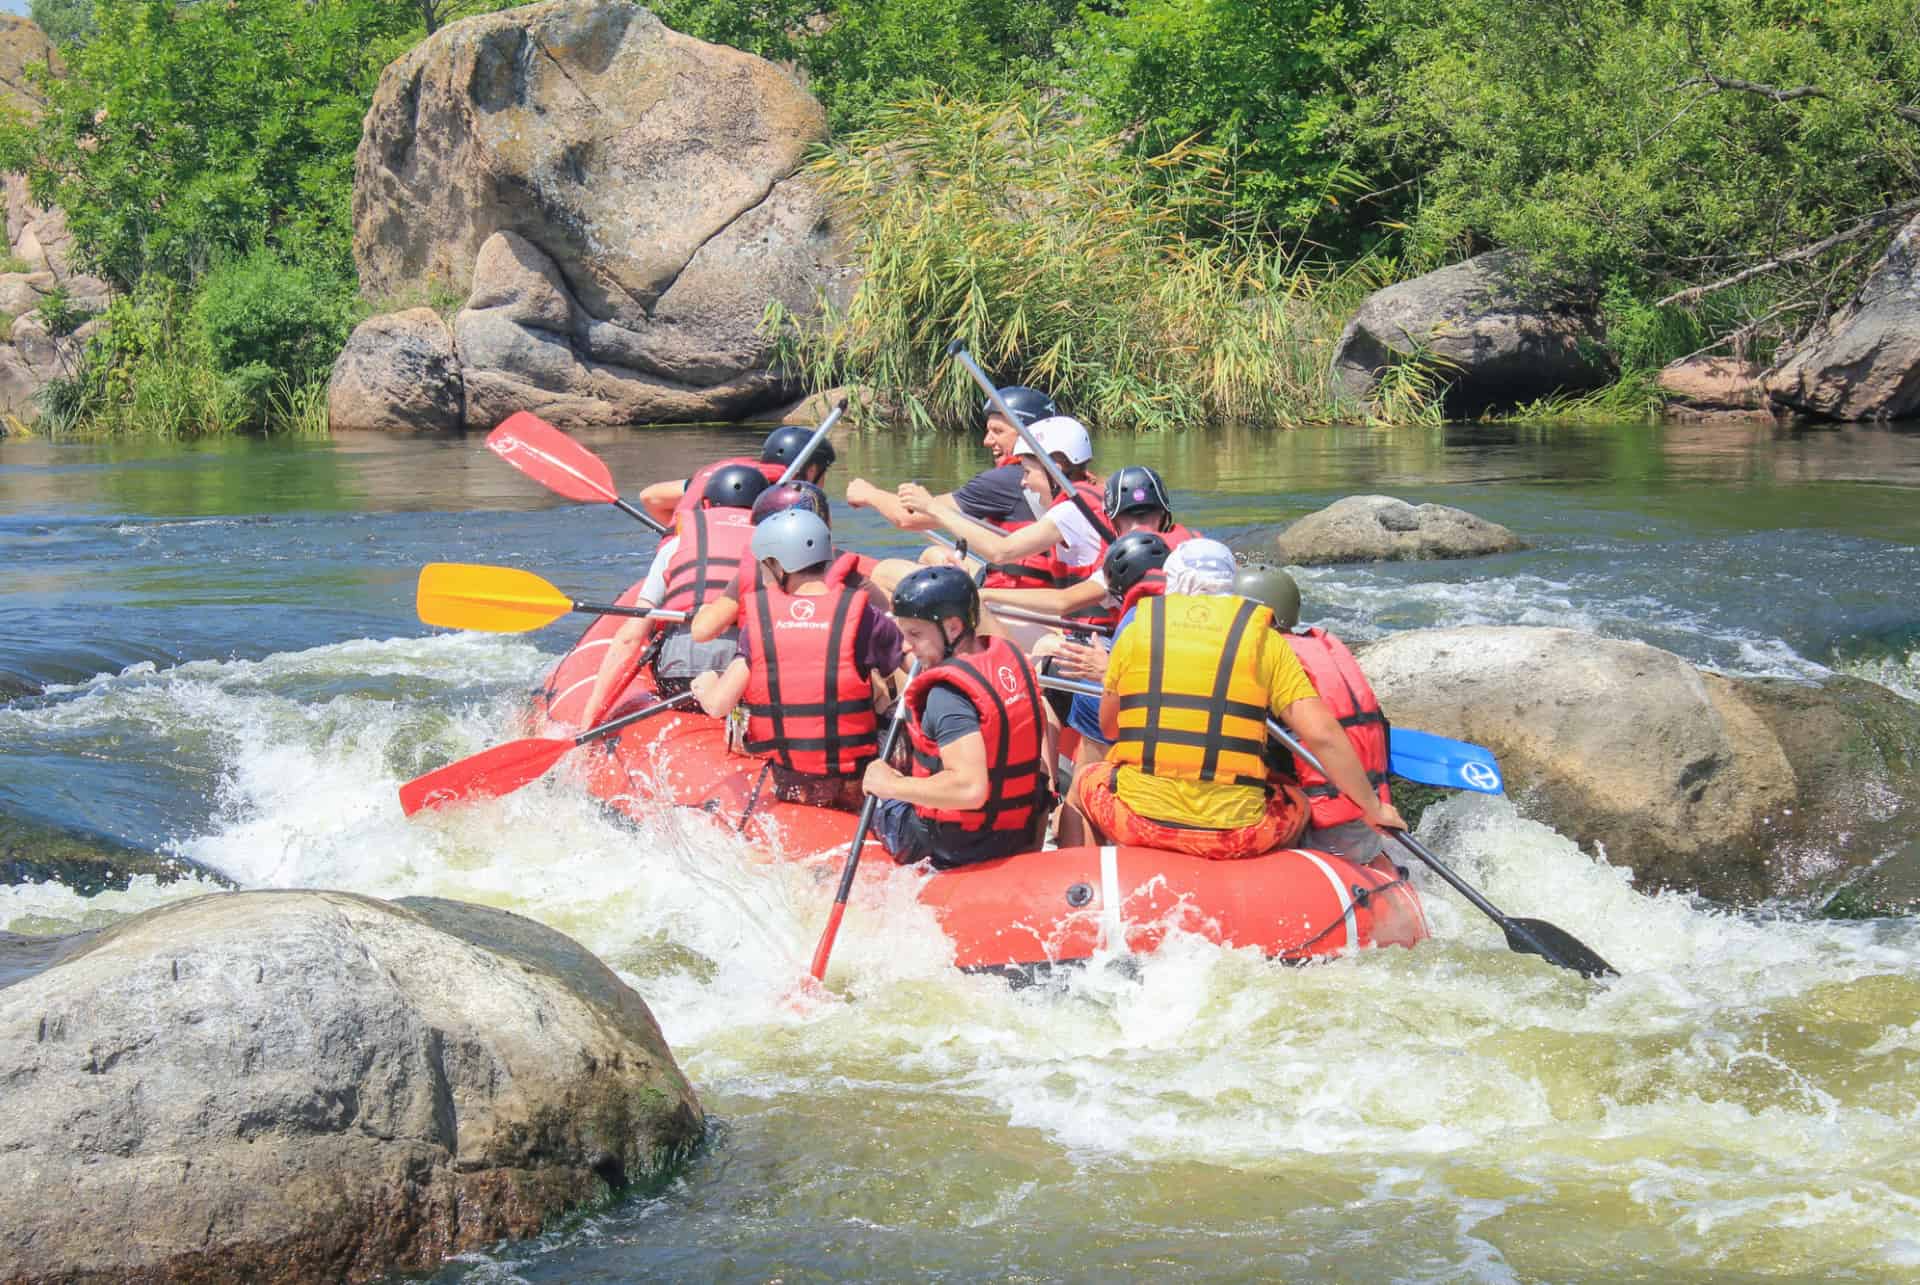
[845,385,1059,535]
[1233,562,1398,868]
[980,463,1196,625]
[1068,540,1408,860]
[689,509,907,812]
[637,424,838,527]
[863,566,1057,869]
[580,464,770,719]
[685,480,886,645]
[895,415,1107,591]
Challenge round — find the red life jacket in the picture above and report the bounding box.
[674,457,787,520]
[982,475,1111,590]
[659,506,756,615]
[904,636,1049,837]
[1282,627,1391,827]
[1117,567,1169,622]
[1160,523,1196,549]
[741,553,878,777]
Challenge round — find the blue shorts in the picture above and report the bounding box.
[1066,692,1108,745]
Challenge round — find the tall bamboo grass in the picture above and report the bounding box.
[771,93,1432,432]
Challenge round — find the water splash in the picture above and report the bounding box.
[6,636,1920,1280]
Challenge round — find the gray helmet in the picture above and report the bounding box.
[750,508,833,575]
[1234,562,1301,630]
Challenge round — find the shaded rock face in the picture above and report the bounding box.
[342,0,848,430]
[1272,494,1523,565]
[1331,250,1615,416]
[0,890,704,1283]
[327,307,464,433]
[0,22,113,422]
[1359,626,1920,905]
[1766,214,1920,422]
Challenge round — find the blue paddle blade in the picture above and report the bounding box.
[1389,727,1505,794]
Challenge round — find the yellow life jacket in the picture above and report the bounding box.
[1112,593,1274,788]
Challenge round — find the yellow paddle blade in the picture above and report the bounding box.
[416,563,574,632]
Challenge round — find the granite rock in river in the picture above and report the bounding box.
[1272,494,1523,565]
[1359,626,1920,905]
[0,890,703,1283]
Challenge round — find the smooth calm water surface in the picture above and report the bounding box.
[4,418,1920,1281]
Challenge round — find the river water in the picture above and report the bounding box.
[4,419,1920,1281]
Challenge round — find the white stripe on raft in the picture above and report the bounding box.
[1296,849,1358,954]
[1099,844,1123,953]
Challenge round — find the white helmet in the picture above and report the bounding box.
[750,508,833,574]
[1163,539,1238,596]
[1013,415,1093,466]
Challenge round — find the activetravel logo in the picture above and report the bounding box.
[789,598,817,621]
[996,665,1020,696]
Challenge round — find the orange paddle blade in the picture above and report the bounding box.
[398,734,575,817]
[416,563,574,632]
[486,412,619,504]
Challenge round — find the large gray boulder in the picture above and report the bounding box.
[1656,355,1773,419]
[1331,250,1615,416]
[1359,626,1920,905]
[1273,495,1522,565]
[341,0,850,430]
[1766,213,1920,421]
[326,307,465,433]
[0,891,703,1283]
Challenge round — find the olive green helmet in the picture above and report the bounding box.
[1234,561,1301,630]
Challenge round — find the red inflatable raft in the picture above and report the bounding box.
[533,596,1430,976]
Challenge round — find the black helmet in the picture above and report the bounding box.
[1102,530,1172,597]
[751,479,832,527]
[760,424,836,476]
[1234,562,1301,631]
[891,565,980,635]
[983,385,1058,428]
[1104,465,1173,521]
[703,463,771,510]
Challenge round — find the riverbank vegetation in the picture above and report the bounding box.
[4,0,1917,434]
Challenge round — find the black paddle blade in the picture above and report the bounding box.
[1502,916,1618,979]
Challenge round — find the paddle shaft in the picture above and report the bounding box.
[946,341,1118,544]
[774,401,847,486]
[808,659,922,982]
[572,689,697,747]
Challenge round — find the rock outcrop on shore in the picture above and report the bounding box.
[0,17,112,423]
[1267,495,1523,565]
[1359,626,1920,906]
[1330,250,1615,416]
[0,891,703,1284]
[335,0,851,431]
[1765,212,1920,422]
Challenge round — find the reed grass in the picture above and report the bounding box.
[770,92,1432,432]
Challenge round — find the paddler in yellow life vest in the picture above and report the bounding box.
[1070,540,1407,860]
[1232,562,1399,869]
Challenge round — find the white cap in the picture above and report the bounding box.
[1013,415,1094,466]
[1164,539,1237,596]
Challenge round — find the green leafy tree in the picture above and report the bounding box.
[28,0,95,48]
[1351,0,1920,365]
[1066,0,1385,242]
[653,0,1078,132]
[1,0,423,288]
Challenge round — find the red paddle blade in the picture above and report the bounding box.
[486,413,619,505]
[398,734,576,817]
